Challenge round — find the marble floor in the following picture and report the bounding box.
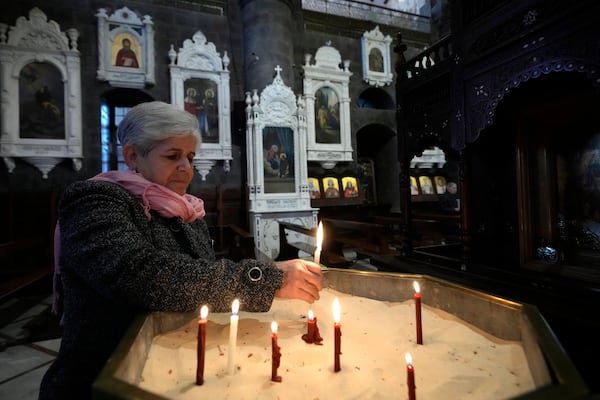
[0,283,61,400]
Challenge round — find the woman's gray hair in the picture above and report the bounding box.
[117,101,201,156]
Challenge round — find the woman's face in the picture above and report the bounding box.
[131,135,197,195]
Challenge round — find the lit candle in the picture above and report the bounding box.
[314,221,323,265]
[413,281,423,345]
[406,353,416,400]
[196,305,208,385]
[333,297,342,372]
[302,309,323,345]
[227,299,239,375]
[271,321,282,382]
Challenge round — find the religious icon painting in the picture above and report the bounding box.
[361,26,393,87]
[19,62,65,140]
[183,78,219,143]
[410,176,419,195]
[168,30,232,180]
[263,127,295,194]
[0,7,83,178]
[112,33,142,68]
[308,177,321,199]
[341,177,359,198]
[434,176,447,194]
[96,6,155,88]
[303,43,353,167]
[419,176,434,195]
[314,86,341,144]
[322,177,340,199]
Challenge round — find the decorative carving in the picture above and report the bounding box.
[246,66,316,258]
[0,7,82,178]
[467,0,563,56]
[303,42,353,169]
[96,7,155,88]
[361,26,393,87]
[169,30,232,180]
[246,66,311,210]
[464,32,600,145]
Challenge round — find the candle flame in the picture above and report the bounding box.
[232,299,240,315]
[316,221,323,252]
[333,297,341,323]
[200,305,208,320]
[413,281,420,294]
[405,352,413,365]
[308,309,314,320]
[271,320,278,334]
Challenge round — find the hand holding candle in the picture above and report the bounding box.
[271,321,282,382]
[413,281,423,345]
[227,299,239,375]
[406,353,416,400]
[333,297,342,372]
[196,305,208,385]
[314,221,323,265]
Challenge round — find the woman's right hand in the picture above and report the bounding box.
[274,259,323,303]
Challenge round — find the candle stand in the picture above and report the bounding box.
[93,269,589,400]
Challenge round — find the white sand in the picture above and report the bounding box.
[139,289,535,400]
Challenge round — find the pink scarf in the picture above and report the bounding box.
[52,170,205,317]
[91,169,206,223]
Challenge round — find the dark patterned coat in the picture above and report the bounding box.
[39,180,283,400]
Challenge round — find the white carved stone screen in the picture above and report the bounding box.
[96,6,155,89]
[361,26,393,87]
[168,31,232,180]
[0,7,83,178]
[245,66,317,258]
[303,43,353,169]
[245,66,311,213]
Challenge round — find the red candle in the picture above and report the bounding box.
[302,309,323,345]
[333,298,342,372]
[271,321,282,382]
[413,281,423,345]
[196,305,208,385]
[406,353,416,400]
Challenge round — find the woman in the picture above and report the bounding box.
[39,101,322,399]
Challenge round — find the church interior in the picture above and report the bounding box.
[1,0,600,398]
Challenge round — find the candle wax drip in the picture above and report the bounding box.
[301,317,323,345]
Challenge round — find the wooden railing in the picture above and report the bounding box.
[397,35,454,81]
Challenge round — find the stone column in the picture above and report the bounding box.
[240,0,298,92]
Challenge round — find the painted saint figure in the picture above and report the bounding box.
[325,179,340,198]
[115,38,139,68]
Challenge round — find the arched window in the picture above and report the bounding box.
[99,88,153,171]
[356,87,394,110]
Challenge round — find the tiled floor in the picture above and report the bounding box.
[0,286,61,400]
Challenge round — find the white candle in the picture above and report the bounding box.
[314,221,323,265]
[227,299,240,375]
